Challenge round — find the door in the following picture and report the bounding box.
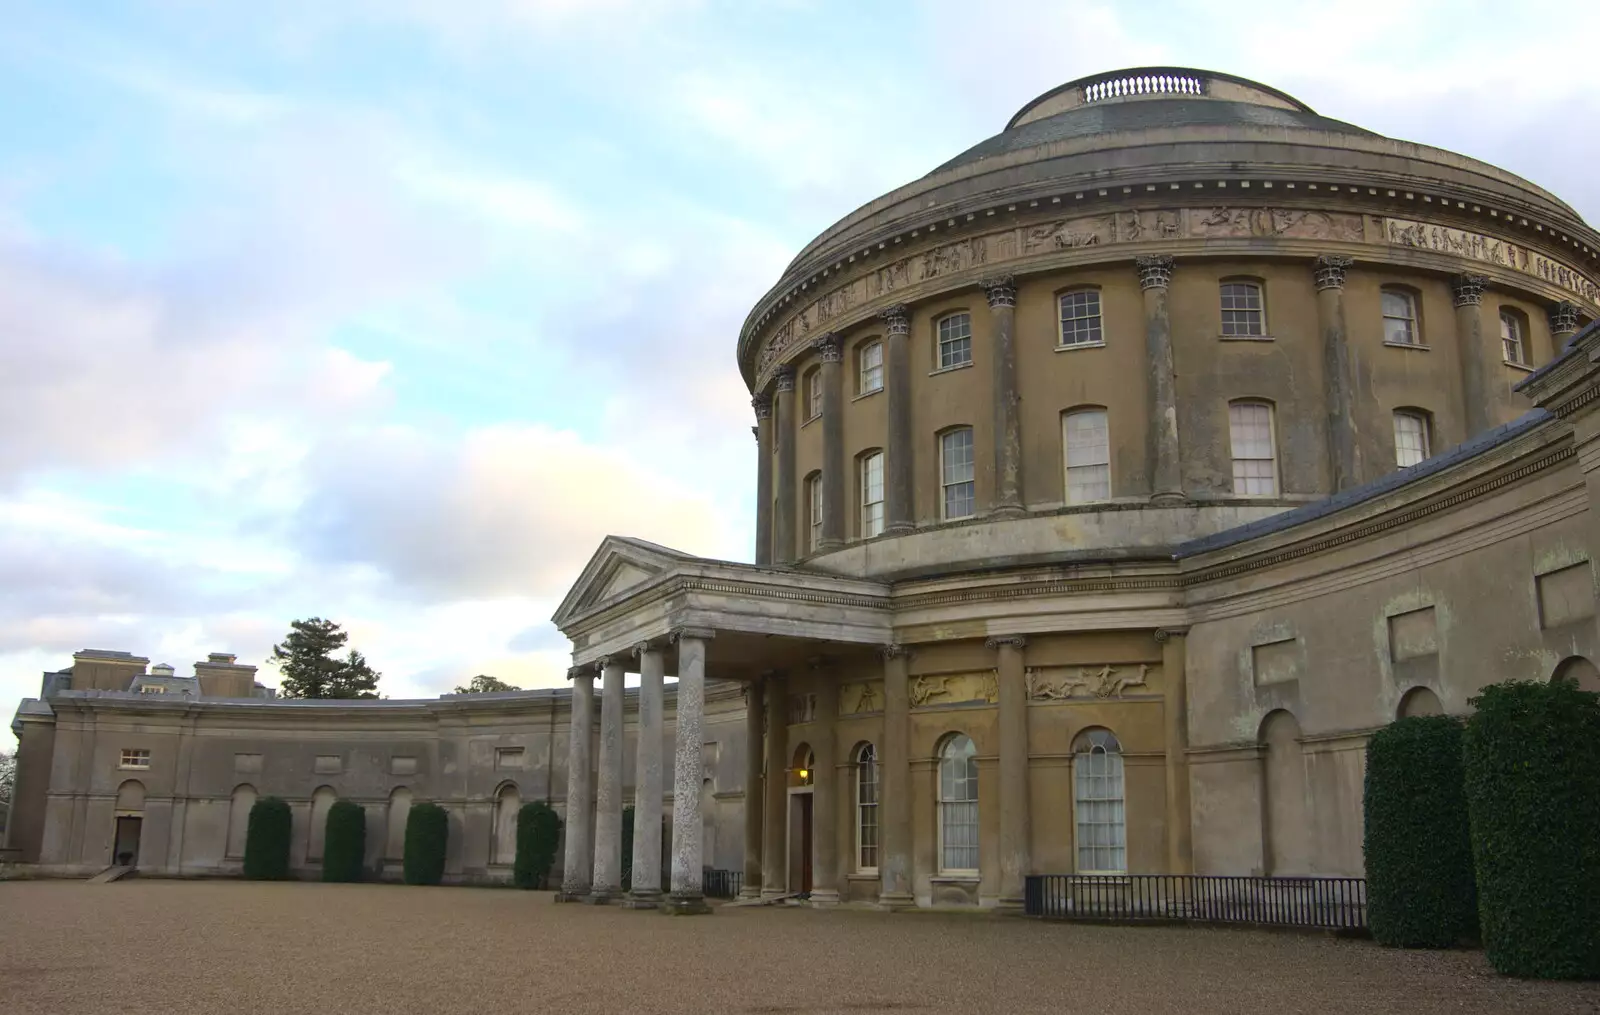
[799,794,814,894]
[113,816,143,867]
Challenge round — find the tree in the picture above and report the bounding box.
[403,803,449,886]
[243,797,293,880]
[322,800,367,883]
[269,618,381,699]
[0,750,15,809]
[514,801,562,890]
[453,674,521,695]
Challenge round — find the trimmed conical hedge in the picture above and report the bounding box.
[513,800,562,890]
[1363,714,1476,948]
[403,802,449,886]
[1464,679,1600,978]
[243,796,292,881]
[322,799,367,883]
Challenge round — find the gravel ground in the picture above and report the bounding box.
[2,880,1597,1015]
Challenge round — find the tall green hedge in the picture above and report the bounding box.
[243,796,292,880]
[1463,680,1600,978]
[403,802,449,886]
[322,799,367,883]
[1363,715,1476,947]
[514,800,562,889]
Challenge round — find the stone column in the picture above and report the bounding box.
[1137,255,1184,502]
[626,641,666,908]
[773,367,798,563]
[816,333,847,549]
[740,678,765,899]
[1314,255,1361,491]
[1453,274,1492,437]
[1551,301,1582,349]
[878,645,914,908]
[882,304,915,534]
[753,394,774,566]
[761,670,789,898]
[1159,628,1193,873]
[984,277,1025,517]
[664,628,713,915]
[989,635,1029,908]
[809,662,840,906]
[557,667,595,902]
[589,656,626,903]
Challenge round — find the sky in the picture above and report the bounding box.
[3,0,1599,723]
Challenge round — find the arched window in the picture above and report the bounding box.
[1228,400,1278,496]
[857,339,884,395]
[226,784,258,859]
[308,786,337,862]
[858,450,884,538]
[1220,280,1265,337]
[1552,655,1600,692]
[1381,287,1421,346]
[1058,289,1104,347]
[1398,687,1443,718]
[939,427,976,520]
[492,782,521,865]
[805,471,823,551]
[1063,407,1111,503]
[1073,729,1126,873]
[385,787,412,861]
[936,312,972,369]
[937,734,979,873]
[792,745,815,787]
[1500,307,1531,365]
[855,743,879,872]
[804,366,823,420]
[1393,409,1432,468]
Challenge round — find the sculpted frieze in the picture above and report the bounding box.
[1025,663,1152,701]
[1384,217,1600,305]
[1190,207,1364,241]
[838,680,884,715]
[909,671,999,708]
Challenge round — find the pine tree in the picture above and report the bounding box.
[453,674,521,694]
[270,618,381,699]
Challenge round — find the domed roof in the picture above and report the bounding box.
[932,67,1377,176]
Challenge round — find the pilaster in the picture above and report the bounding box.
[882,304,915,534]
[983,277,1024,517]
[1137,255,1183,502]
[1453,273,1492,437]
[774,367,798,564]
[809,659,840,906]
[816,334,846,549]
[1157,628,1193,874]
[761,670,790,898]
[753,394,774,566]
[988,635,1029,908]
[877,644,914,908]
[1313,255,1361,491]
[740,678,765,899]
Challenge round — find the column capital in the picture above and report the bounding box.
[1154,626,1191,643]
[813,332,843,362]
[567,664,598,681]
[1550,301,1582,337]
[981,275,1017,308]
[984,635,1028,650]
[880,303,911,335]
[878,643,913,660]
[752,392,773,419]
[633,638,668,657]
[1312,254,1353,291]
[1452,273,1489,307]
[774,366,796,392]
[1136,254,1175,290]
[670,626,717,644]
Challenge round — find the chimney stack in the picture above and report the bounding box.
[193,652,258,698]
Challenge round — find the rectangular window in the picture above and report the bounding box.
[806,369,822,420]
[119,748,151,770]
[1382,289,1420,345]
[1394,411,1430,468]
[807,473,823,551]
[1058,290,1103,347]
[139,685,167,694]
[1075,749,1127,873]
[1063,409,1111,503]
[1228,402,1278,496]
[939,428,975,520]
[1220,282,1265,337]
[1501,311,1528,365]
[937,313,972,369]
[858,341,883,394]
[860,452,884,538]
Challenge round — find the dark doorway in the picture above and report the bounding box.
[798,794,814,894]
[113,816,142,867]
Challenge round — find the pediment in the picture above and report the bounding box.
[551,536,695,628]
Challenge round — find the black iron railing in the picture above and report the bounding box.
[703,868,743,899]
[1024,874,1367,931]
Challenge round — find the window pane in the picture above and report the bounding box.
[860,342,884,393]
[858,745,878,870]
[860,452,884,538]
[1059,290,1103,346]
[1064,409,1111,503]
[808,475,823,550]
[1394,412,1429,467]
[1075,741,1126,873]
[938,314,972,369]
[1501,313,1527,364]
[938,736,979,871]
[941,429,975,519]
[1382,290,1417,345]
[1229,403,1277,496]
[808,371,822,418]
[1220,283,1264,336]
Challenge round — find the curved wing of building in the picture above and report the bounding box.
[9,70,1600,909]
